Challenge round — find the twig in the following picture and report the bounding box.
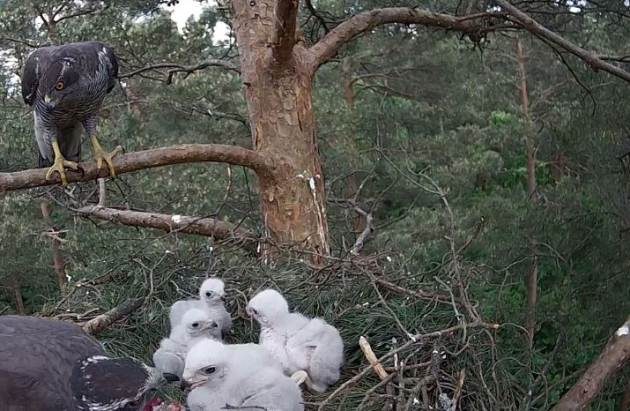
[359,336,389,380]
[82,297,144,335]
[317,321,499,410]
[119,59,240,80]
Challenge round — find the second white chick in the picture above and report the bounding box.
[153,308,218,378]
[169,278,232,339]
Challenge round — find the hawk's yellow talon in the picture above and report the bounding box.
[45,139,78,186]
[91,136,121,177]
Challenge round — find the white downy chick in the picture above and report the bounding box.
[183,339,303,411]
[169,278,232,340]
[247,289,344,393]
[153,308,218,378]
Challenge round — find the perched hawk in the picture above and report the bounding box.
[0,315,176,410]
[21,41,122,185]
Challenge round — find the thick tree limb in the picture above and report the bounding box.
[0,144,274,192]
[308,8,499,71]
[552,317,630,410]
[271,0,300,65]
[76,206,256,247]
[82,297,144,335]
[495,0,630,83]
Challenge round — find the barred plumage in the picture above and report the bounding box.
[22,41,119,171]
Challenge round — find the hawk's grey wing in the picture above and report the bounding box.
[21,47,45,106]
[0,315,104,410]
[103,43,118,93]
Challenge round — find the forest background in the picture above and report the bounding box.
[1,0,629,409]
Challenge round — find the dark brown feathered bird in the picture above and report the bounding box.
[21,41,121,185]
[0,315,177,411]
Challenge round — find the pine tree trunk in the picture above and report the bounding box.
[40,200,67,291]
[232,0,330,262]
[516,38,538,348]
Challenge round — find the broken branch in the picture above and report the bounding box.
[77,206,257,248]
[82,297,144,335]
[359,336,389,380]
[552,317,630,410]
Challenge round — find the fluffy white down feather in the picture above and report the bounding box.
[169,278,232,340]
[247,289,344,393]
[153,308,218,377]
[184,339,303,411]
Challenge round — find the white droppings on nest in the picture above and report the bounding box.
[386,256,392,262]
[308,177,316,191]
[66,273,72,282]
[615,323,629,337]
[172,215,183,224]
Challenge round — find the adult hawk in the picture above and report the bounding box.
[0,315,177,410]
[21,41,122,185]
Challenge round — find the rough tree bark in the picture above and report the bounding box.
[552,318,630,410]
[232,0,330,262]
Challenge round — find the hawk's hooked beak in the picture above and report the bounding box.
[44,94,53,104]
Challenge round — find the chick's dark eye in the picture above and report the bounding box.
[203,366,216,375]
[205,291,212,297]
[55,81,64,90]
[191,322,199,328]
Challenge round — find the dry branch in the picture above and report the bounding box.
[495,0,630,83]
[82,297,144,335]
[552,317,630,410]
[77,206,256,246]
[0,144,275,192]
[359,336,389,380]
[308,8,499,71]
[119,59,240,81]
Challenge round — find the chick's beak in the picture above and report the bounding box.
[162,373,180,383]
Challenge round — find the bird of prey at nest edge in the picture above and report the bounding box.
[21,41,122,185]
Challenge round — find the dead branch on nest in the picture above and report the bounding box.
[82,298,144,335]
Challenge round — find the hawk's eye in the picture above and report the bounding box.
[202,366,216,375]
[191,322,199,328]
[55,81,64,90]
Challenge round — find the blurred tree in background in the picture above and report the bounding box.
[1,0,629,409]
